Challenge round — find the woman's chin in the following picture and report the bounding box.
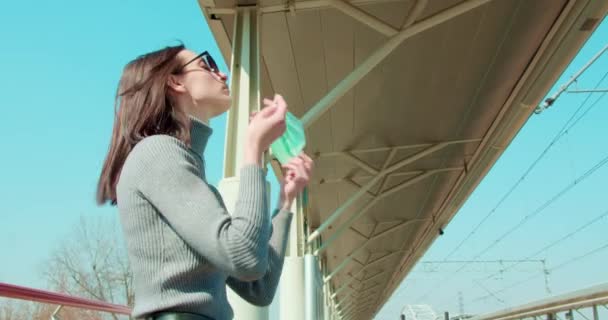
[211,97,232,116]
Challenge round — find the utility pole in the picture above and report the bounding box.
[458,291,464,316]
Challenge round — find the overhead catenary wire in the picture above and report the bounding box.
[411,71,608,303]
[470,240,608,304]
[442,70,608,263]
[400,44,608,310]
[414,150,608,303]
[468,152,608,259]
[419,75,608,305]
[534,43,608,114]
[432,205,608,307]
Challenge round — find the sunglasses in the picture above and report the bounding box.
[177,51,220,74]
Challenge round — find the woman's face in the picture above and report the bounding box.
[173,49,231,119]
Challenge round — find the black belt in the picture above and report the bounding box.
[146,311,215,320]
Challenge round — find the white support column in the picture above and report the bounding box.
[280,198,306,320]
[305,254,324,320]
[221,7,260,178]
[280,257,305,320]
[218,7,268,320]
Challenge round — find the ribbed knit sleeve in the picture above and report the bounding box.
[225,209,293,306]
[131,135,271,281]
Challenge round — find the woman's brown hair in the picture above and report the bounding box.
[97,44,191,205]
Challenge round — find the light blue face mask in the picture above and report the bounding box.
[270,111,306,165]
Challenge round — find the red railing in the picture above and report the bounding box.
[0,282,131,315]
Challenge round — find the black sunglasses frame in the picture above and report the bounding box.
[178,51,219,74]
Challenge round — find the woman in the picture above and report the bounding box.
[97,44,313,320]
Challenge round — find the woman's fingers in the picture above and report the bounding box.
[286,160,309,185]
[301,153,314,165]
[298,154,314,174]
[249,111,259,123]
[274,94,286,107]
[272,94,287,121]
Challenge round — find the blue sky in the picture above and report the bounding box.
[0,0,225,285]
[0,1,606,320]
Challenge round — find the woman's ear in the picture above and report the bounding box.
[167,74,187,93]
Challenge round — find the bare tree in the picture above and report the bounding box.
[0,298,34,320]
[41,214,133,320]
[0,298,57,320]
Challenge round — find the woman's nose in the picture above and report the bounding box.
[216,71,228,82]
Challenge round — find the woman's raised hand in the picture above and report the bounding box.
[244,94,288,167]
[279,153,314,212]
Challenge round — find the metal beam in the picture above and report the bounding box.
[309,172,384,244]
[361,270,386,283]
[336,284,364,308]
[301,0,495,128]
[0,282,130,315]
[314,168,459,252]
[535,43,608,113]
[341,283,382,308]
[322,219,422,282]
[592,305,598,320]
[316,139,481,158]
[401,0,428,29]
[331,276,356,299]
[328,0,399,36]
[338,283,379,309]
[336,296,355,312]
[339,299,358,314]
[338,270,385,304]
[471,283,608,320]
[341,298,374,317]
[347,225,371,240]
[343,152,379,175]
[352,251,402,278]
[375,147,399,197]
[342,300,375,319]
[207,0,401,39]
[339,295,368,315]
[207,0,406,15]
[574,309,591,320]
[316,170,423,185]
[308,141,459,243]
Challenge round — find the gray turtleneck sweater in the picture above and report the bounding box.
[116,117,293,320]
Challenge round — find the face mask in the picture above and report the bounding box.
[271,111,306,165]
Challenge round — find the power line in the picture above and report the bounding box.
[424,87,608,306]
[469,240,608,304]
[469,152,608,260]
[434,206,608,307]
[420,259,545,264]
[563,89,607,133]
[534,43,608,114]
[500,207,608,273]
[442,70,608,263]
[411,55,608,306]
[473,279,505,305]
[413,259,546,275]
[415,151,608,303]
